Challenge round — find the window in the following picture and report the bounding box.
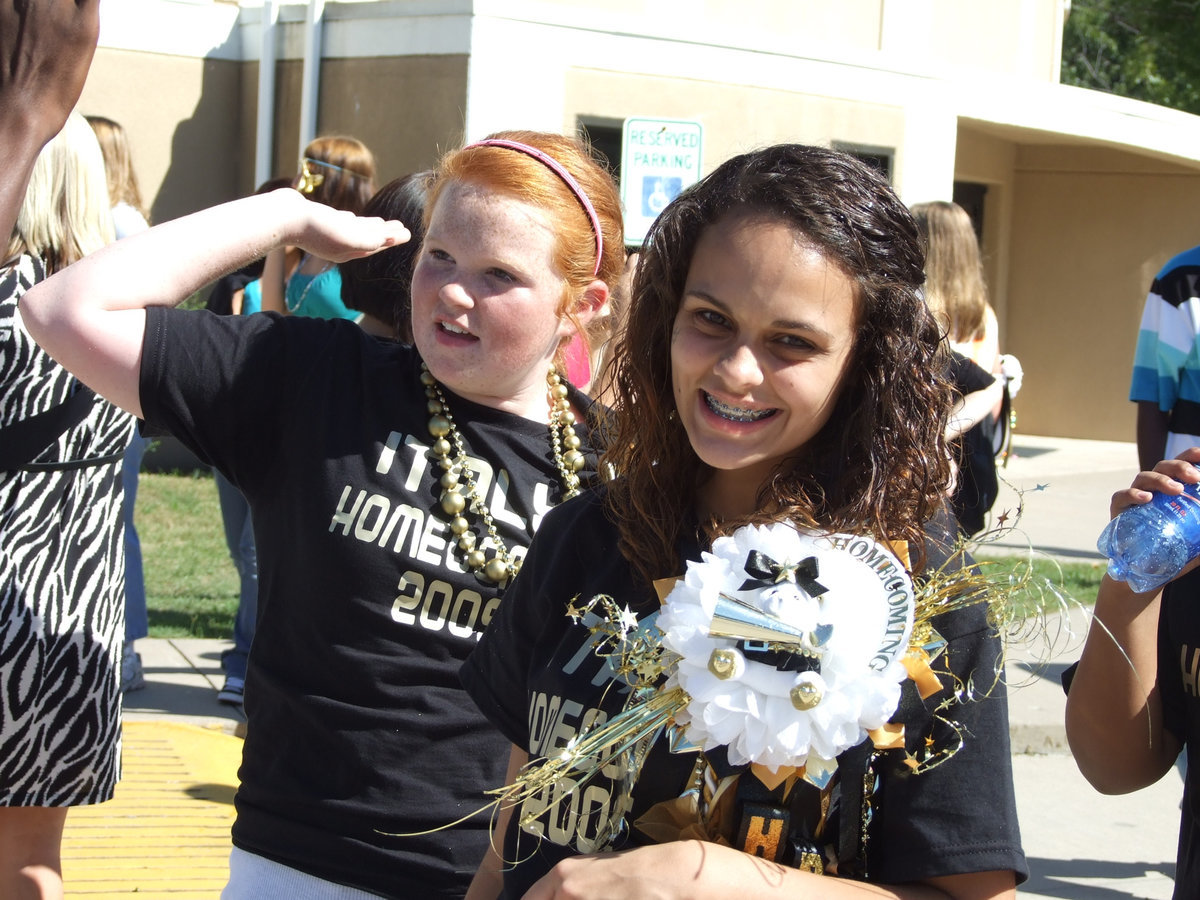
[832,141,894,182]
[577,118,623,182]
[952,181,987,243]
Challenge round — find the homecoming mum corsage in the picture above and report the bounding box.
[464,514,1067,874]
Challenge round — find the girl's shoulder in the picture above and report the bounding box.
[916,505,964,573]
[540,485,612,536]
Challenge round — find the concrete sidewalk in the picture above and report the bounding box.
[981,432,1138,562]
[62,434,1182,898]
[121,637,245,732]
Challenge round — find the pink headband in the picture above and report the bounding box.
[464,138,603,277]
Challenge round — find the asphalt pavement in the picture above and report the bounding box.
[80,434,1182,898]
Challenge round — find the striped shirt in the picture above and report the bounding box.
[1131,245,1200,460]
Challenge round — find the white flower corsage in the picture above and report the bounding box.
[657,523,915,779]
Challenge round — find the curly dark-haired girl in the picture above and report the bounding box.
[462,144,1026,899]
[606,144,953,584]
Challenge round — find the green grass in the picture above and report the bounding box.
[133,473,1106,639]
[136,470,238,638]
[974,554,1106,616]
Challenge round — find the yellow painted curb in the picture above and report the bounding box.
[61,720,243,897]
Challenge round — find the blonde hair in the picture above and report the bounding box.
[86,115,147,218]
[910,200,988,342]
[6,112,115,275]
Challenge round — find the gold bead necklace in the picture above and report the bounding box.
[421,363,586,585]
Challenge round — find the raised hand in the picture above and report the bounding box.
[1110,447,1200,519]
[286,191,412,262]
[0,0,101,238]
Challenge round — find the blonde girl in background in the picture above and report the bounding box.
[909,200,998,374]
[85,115,149,240]
[911,200,1013,535]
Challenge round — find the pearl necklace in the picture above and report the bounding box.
[421,363,585,585]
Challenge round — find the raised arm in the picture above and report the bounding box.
[945,378,1003,441]
[1136,401,1170,473]
[0,0,100,239]
[1065,452,1200,793]
[18,189,408,417]
[259,247,290,314]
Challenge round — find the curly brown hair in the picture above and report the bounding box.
[603,144,953,583]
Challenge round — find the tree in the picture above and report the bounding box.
[1061,0,1200,116]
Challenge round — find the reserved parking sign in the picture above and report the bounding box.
[620,117,703,245]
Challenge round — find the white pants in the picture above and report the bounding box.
[223,847,385,900]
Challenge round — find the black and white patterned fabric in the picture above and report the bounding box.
[0,254,134,806]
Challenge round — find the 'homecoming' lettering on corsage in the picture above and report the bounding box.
[657,524,916,779]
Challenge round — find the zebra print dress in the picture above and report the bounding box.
[0,254,134,806]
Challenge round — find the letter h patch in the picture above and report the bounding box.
[736,800,789,863]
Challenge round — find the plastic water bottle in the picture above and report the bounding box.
[1097,482,1200,593]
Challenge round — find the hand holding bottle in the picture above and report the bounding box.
[1099,451,1200,593]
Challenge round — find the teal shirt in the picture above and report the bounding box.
[285,266,358,321]
[242,278,262,315]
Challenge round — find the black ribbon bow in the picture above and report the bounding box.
[739,551,828,598]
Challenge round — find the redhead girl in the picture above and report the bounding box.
[461,145,1027,899]
[20,130,623,898]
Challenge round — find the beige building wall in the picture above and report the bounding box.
[70,0,1200,442]
[78,9,471,218]
[1008,146,1200,440]
[80,48,469,219]
[269,55,469,192]
[930,0,1065,80]
[78,48,244,224]
[563,70,907,174]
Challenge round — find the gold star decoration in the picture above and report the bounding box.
[565,595,586,623]
[775,561,799,583]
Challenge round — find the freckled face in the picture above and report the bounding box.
[410,180,575,419]
[670,213,858,515]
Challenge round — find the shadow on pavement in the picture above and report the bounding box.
[1012,660,1071,685]
[123,679,244,723]
[185,781,238,805]
[1024,856,1175,899]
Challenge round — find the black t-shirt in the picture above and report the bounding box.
[947,351,999,536]
[203,260,263,318]
[140,307,599,897]
[461,494,1028,896]
[1157,566,1200,899]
